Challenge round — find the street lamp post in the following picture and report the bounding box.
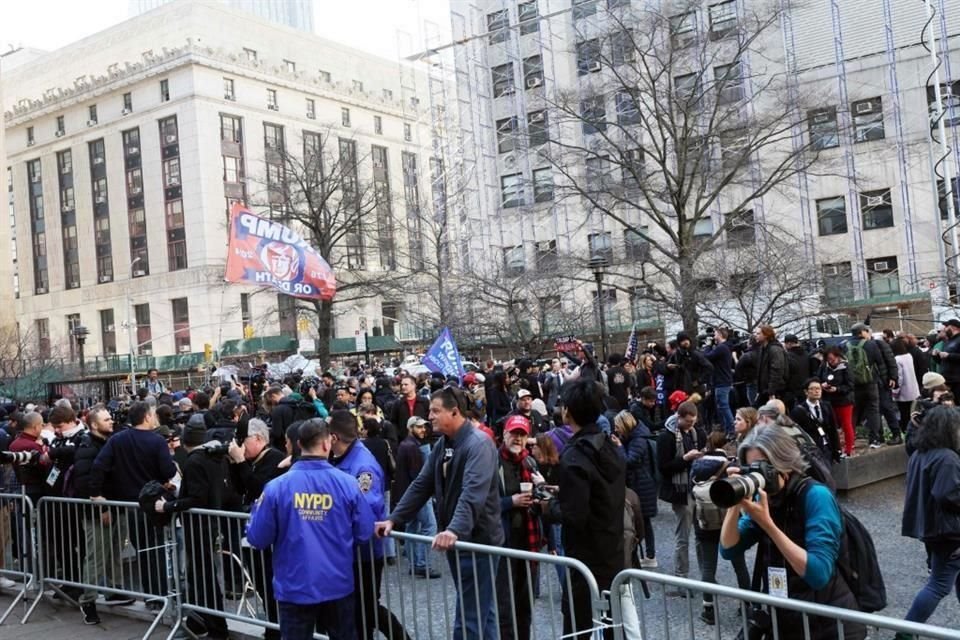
[127,257,144,393]
[589,254,610,361]
[72,325,89,379]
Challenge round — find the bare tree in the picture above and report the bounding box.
[0,324,63,400]
[543,2,830,334]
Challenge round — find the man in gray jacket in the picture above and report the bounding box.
[375,386,502,640]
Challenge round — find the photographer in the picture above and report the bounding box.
[704,329,735,438]
[270,390,323,450]
[667,333,714,396]
[719,426,865,640]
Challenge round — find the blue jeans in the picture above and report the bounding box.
[905,543,960,623]
[446,549,498,640]
[404,502,437,570]
[746,384,758,407]
[279,596,356,640]
[714,385,734,436]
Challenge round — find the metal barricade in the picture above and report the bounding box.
[358,530,609,640]
[22,497,173,639]
[609,569,960,640]
[0,492,35,625]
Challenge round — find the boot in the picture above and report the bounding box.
[700,602,716,625]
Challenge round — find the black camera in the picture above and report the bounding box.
[532,484,554,501]
[710,460,781,508]
[199,441,230,457]
[0,450,38,465]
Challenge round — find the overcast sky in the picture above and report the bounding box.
[0,0,451,60]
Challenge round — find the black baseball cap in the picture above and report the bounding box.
[942,318,960,329]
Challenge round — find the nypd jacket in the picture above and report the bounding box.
[389,420,504,546]
[246,457,375,604]
[331,439,386,559]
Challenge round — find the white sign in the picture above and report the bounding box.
[355,331,367,353]
[298,339,316,353]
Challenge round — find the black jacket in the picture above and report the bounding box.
[790,402,841,463]
[938,333,960,384]
[207,420,238,445]
[704,342,733,387]
[363,435,395,483]
[70,431,109,499]
[545,424,626,588]
[656,424,707,504]
[902,447,960,543]
[666,348,714,394]
[270,398,319,449]
[849,338,893,386]
[819,361,854,406]
[228,446,285,508]
[757,341,788,396]
[875,338,898,385]
[388,395,430,443]
[394,434,426,504]
[785,346,814,395]
[162,447,228,513]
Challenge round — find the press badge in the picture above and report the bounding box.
[46,466,60,487]
[768,567,788,598]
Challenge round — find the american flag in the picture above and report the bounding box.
[624,323,639,365]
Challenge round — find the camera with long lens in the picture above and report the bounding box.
[199,441,230,457]
[709,460,781,508]
[0,450,38,465]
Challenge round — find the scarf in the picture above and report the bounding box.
[672,428,690,501]
[500,446,542,555]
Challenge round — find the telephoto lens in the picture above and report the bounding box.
[0,450,38,465]
[709,460,780,508]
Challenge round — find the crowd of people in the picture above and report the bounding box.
[0,320,958,639]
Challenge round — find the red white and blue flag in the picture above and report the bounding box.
[225,203,336,301]
[624,323,639,365]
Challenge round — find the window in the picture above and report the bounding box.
[709,1,737,39]
[577,39,602,75]
[816,196,847,235]
[404,123,412,142]
[536,240,558,270]
[165,199,184,229]
[629,285,656,321]
[573,0,598,20]
[36,319,50,359]
[519,1,539,35]
[726,209,756,244]
[56,115,65,135]
[123,128,141,155]
[496,117,518,153]
[267,88,278,110]
[487,9,509,44]
[100,309,116,355]
[26,127,34,145]
[342,107,351,127]
[730,271,761,294]
[692,217,714,245]
[319,69,331,83]
[244,48,258,62]
[808,107,839,149]
[123,92,133,111]
[501,173,524,208]
[172,298,191,353]
[160,116,178,145]
[240,293,252,330]
[383,89,394,101]
[222,156,243,183]
[126,168,143,193]
[90,139,106,166]
[861,188,893,230]
[670,12,697,47]
[88,104,98,124]
[528,110,548,146]
[134,303,152,354]
[263,123,284,151]
[305,98,315,120]
[160,79,170,102]
[352,80,364,92]
[374,116,383,135]
[163,158,181,188]
[624,227,650,261]
[867,257,899,298]
[284,59,296,73]
[616,91,640,125]
[523,55,543,89]
[504,245,526,276]
[715,62,744,104]
[492,63,515,98]
[592,288,617,327]
[533,168,554,202]
[608,0,631,9]
[720,129,748,170]
[822,262,854,306]
[540,296,562,332]
[220,114,242,143]
[57,149,73,175]
[588,231,613,263]
[586,155,611,190]
[622,148,643,189]
[938,178,960,219]
[852,97,884,142]
[66,314,81,360]
[278,294,298,337]
[611,29,635,66]
[674,73,700,105]
[581,96,606,135]
[223,77,235,100]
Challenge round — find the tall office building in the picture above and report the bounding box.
[129,0,315,33]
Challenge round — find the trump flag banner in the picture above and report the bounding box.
[422,328,465,380]
[225,203,336,300]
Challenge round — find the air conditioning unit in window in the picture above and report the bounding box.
[224,94,235,101]
[55,130,65,138]
[865,194,885,207]
[27,140,36,147]
[813,113,830,124]
[30,175,41,183]
[69,280,79,288]
[268,104,279,111]
[823,265,839,276]
[36,286,46,294]
[856,102,874,114]
[106,324,115,332]
[165,135,177,144]
[99,275,111,283]
[95,196,106,204]
[128,146,139,155]
[873,260,890,272]
[93,157,104,165]
[168,177,180,186]
[61,205,72,213]
[130,187,142,195]
[60,165,70,174]
[141,348,153,356]
[527,77,543,88]
[499,87,515,96]
[588,61,602,72]
[179,345,191,353]
[87,119,98,127]
[121,108,132,116]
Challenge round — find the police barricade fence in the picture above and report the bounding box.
[0,491,35,625]
[609,569,960,640]
[19,496,174,638]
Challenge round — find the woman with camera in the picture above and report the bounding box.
[719,425,866,640]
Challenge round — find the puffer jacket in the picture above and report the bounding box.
[623,426,658,517]
[902,447,960,543]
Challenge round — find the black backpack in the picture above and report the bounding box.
[794,479,887,613]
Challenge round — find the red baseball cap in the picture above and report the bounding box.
[504,414,531,435]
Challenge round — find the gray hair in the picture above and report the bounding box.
[247,418,270,443]
[737,424,807,475]
[54,398,73,409]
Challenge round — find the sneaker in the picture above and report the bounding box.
[145,599,164,612]
[105,592,135,606]
[639,558,658,569]
[80,602,101,626]
[412,568,442,579]
[886,436,903,446]
[869,441,883,449]
[0,577,16,589]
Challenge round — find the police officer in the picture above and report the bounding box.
[247,418,375,640]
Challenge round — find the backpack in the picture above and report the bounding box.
[623,489,641,568]
[782,424,836,493]
[691,459,729,531]
[641,435,661,485]
[846,340,874,386]
[794,479,887,613]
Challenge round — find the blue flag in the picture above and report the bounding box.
[423,327,465,380]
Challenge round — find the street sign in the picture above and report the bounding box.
[355,330,367,353]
